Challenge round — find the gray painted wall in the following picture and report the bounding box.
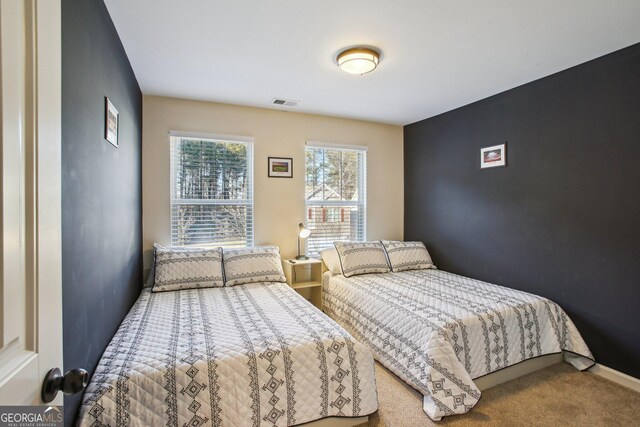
[404,43,640,379]
[62,0,142,423]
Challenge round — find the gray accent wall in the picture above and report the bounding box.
[404,43,640,378]
[62,0,142,424]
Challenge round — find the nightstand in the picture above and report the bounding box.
[282,258,323,310]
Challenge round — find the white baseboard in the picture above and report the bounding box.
[589,363,640,393]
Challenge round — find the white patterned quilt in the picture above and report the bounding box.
[78,283,378,426]
[323,269,594,420]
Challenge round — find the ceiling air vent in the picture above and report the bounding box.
[271,98,299,107]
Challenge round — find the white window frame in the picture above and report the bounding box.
[169,131,254,247]
[304,141,367,257]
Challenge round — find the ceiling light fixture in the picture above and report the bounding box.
[337,47,380,75]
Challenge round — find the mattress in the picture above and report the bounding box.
[323,269,594,420]
[78,283,378,426]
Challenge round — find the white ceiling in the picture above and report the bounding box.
[104,0,640,125]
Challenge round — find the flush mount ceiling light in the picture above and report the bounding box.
[337,47,380,75]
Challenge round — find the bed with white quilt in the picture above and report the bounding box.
[321,241,595,421]
[78,246,378,427]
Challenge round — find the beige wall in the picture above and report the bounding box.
[142,95,403,264]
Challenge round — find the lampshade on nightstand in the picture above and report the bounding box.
[296,223,311,260]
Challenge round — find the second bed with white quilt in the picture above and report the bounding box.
[79,283,378,426]
[323,268,594,421]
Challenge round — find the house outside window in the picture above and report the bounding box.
[304,143,366,257]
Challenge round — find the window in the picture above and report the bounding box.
[170,133,253,247]
[305,143,367,257]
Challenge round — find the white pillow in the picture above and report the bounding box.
[223,246,286,286]
[320,247,342,275]
[381,240,436,272]
[334,241,390,278]
[153,244,224,292]
[143,246,156,288]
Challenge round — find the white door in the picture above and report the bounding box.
[0,0,63,405]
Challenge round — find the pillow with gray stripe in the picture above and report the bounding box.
[381,240,436,272]
[223,246,286,286]
[153,244,224,292]
[334,241,390,277]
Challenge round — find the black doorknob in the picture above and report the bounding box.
[41,367,89,403]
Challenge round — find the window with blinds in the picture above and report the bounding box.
[305,144,366,257]
[170,134,253,247]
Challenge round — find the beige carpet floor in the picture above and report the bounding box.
[358,362,640,426]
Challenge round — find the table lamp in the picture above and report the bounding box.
[296,223,311,260]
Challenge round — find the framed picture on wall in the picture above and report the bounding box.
[105,97,119,148]
[480,143,506,168]
[268,157,293,178]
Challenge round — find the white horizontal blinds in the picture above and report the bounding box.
[170,135,254,247]
[304,144,366,257]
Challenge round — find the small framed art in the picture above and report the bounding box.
[480,143,506,168]
[268,157,293,178]
[105,97,119,148]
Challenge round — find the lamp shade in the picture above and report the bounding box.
[298,223,311,238]
[337,47,379,75]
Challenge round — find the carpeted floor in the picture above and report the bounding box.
[358,362,640,426]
